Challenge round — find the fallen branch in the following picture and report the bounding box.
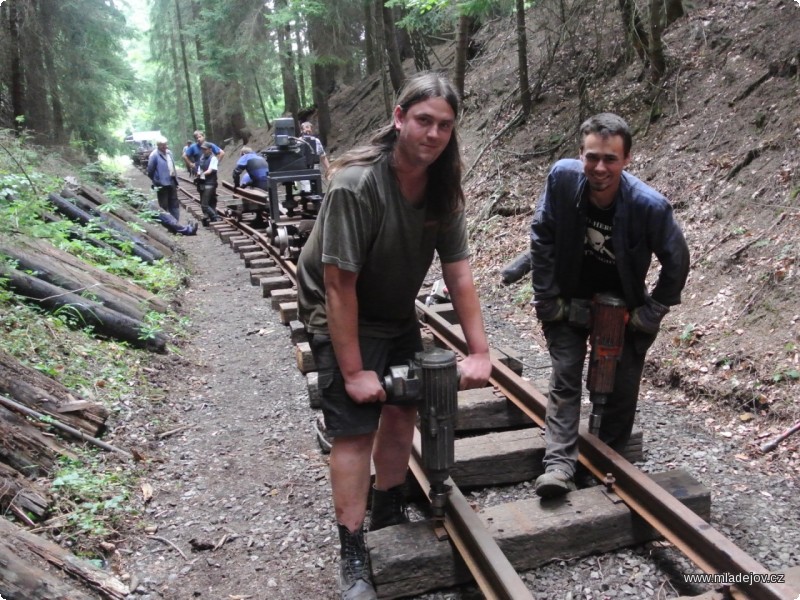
[0,393,133,460]
[760,420,800,453]
[147,535,188,561]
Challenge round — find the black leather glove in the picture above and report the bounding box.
[630,298,670,334]
[534,297,567,322]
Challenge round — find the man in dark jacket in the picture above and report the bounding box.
[531,113,690,498]
[146,138,180,221]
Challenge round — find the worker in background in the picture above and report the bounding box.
[195,142,221,226]
[296,72,492,600]
[146,138,181,222]
[530,112,690,498]
[183,130,225,173]
[298,121,330,193]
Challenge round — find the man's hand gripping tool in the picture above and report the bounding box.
[383,348,459,522]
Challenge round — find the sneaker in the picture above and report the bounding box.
[535,469,577,498]
[201,217,210,227]
[188,222,198,236]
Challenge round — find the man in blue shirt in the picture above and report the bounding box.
[182,130,225,173]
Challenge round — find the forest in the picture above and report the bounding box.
[0,0,685,156]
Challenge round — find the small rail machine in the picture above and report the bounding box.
[383,347,459,521]
[260,117,324,259]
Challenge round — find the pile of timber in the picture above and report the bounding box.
[0,347,132,597]
[1,184,177,352]
[0,184,173,596]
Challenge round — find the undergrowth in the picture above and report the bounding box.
[0,129,187,551]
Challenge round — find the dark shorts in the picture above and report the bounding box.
[310,325,422,438]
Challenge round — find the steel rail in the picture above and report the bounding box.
[419,301,798,600]
[408,433,535,600]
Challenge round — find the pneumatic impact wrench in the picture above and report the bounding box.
[586,293,628,436]
[382,347,459,522]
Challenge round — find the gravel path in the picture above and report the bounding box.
[120,171,800,600]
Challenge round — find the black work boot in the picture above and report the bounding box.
[338,523,376,600]
[368,485,409,532]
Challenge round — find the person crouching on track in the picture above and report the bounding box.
[297,72,492,600]
[196,142,221,226]
[232,146,269,226]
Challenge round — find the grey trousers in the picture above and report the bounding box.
[541,320,657,477]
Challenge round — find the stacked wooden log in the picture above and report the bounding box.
[1,184,176,352]
[0,184,171,597]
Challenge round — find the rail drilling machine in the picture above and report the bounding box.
[382,347,460,522]
[249,117,325,259]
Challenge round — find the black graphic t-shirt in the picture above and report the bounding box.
[576,200,623,299]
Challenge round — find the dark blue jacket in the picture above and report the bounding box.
[146,150,178,187]
[530,159,689,309]
[233,152,269,189]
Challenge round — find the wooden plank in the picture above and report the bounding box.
[280,301,299,325]
[369,469,709,599]
[456,387,533,431]
[260,276,293,297]
[249,267,281,285]
[451,428,643,488]
[289,320,308,344]
[238,244,261,258]
[271,287,298,309]
[243,251,269,267]
[452,429,546,488]
[295,342,316,373]
[250,257,276,269]
[307,371,321,409]
[229,236,250,249]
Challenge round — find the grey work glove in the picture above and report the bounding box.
[630,298,670,334]
[534,297,567,322]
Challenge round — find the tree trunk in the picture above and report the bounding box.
[76,185,178,254]
[275,0,301,124]
[381,1,405,94]
[648,0,666,83]
[0,405,71,477]
[364,0,379,75]
[9,0,25,132]
[23,0,51,140]
[516,0,532,116]
[0,348,109,437]
[46,193,160,263]
[2,235,169,313]
[40,0,66,143]
[0,461,51,522]
[453,14,472,100]
[308,15,332,145]
[294,24,307,106]
[0,265,168,353]
[190,0,213,139]
[174,0,197,132]
[617,0,649,64]
[0,517,130,599]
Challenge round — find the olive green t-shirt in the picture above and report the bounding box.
[297,155,469,337]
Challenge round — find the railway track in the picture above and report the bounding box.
[173,178,800,600]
